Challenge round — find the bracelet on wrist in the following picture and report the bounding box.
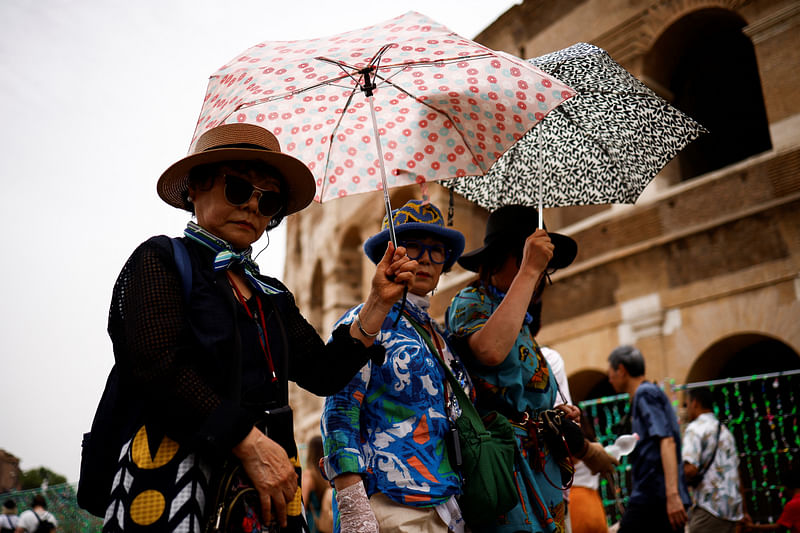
[356,313,380,338]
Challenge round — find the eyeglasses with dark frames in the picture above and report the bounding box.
[223,174,284,218]
[399,240,451,265]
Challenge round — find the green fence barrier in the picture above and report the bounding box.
[2,482,103,533]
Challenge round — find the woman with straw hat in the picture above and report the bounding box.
[99,123,416,533]
[320,200,471,533]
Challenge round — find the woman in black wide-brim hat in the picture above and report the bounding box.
[447,205,616,533]
[90,123,416,533]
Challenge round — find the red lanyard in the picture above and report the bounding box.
[227,272,277,383]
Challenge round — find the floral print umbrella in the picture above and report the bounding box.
[192,11,573,241]
[444,42,706,215]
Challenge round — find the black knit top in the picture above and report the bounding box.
[107,235,384,459]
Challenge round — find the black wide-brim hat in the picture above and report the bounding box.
[157,123,315,216]
[458,205,578,272]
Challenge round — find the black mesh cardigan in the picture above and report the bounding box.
[107,235,384,459]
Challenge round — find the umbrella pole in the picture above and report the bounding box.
[367,93,408,328]
[367,94,397,248]
[538,175,544,229]
[367,92,408,329]
[537,126,544,229]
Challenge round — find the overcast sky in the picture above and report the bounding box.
[0,0,519,483]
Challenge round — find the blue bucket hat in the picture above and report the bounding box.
[364,200,465,270]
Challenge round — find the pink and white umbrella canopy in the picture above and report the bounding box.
[192,11,573,202]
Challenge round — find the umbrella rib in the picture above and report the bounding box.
[315,56,369,88]
[230,71,356,115]
[318,87,359,200]
[228,53,496,116]
[375,53,494,70]
[372,72,485,174]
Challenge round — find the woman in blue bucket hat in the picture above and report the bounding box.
[321,200,472,533]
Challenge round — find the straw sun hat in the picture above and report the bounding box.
[157,123,315,216]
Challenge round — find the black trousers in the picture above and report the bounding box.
[619,501,685,533]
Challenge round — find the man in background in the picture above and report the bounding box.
[682,387,744,532]
[607,345,690,533]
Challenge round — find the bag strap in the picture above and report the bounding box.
[697,418,722,479]
[170,237,192,302]
[403,314,483,431]
[259,290,290,407]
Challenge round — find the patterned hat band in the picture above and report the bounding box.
[381,200,446,230]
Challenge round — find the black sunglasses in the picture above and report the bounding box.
[223,174,284,217]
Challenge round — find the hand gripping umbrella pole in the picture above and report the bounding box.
[316,51,407,322]
[360,64,409,323]
[363,67,399,249]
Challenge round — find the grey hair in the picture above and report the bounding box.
[608,345,645,377]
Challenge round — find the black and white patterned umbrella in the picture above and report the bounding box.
[444,43,706,213]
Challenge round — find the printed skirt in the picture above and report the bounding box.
[101,423,307,533]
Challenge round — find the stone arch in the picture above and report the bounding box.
[309,260,324,335]
[292,223,303,264]
[334,226,364,312]
[685,333,800,384]
[643,7,772,181]
[568,368,616,404]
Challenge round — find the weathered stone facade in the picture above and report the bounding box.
[283,0,800,443]
[0,449,21,493]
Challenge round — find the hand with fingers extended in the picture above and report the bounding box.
[666,492,688,530]
[519,228,554,277]
[233,427,298,529]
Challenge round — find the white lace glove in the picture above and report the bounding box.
[335,482,379,533]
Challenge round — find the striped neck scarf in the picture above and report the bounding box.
[183,221,283,295]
